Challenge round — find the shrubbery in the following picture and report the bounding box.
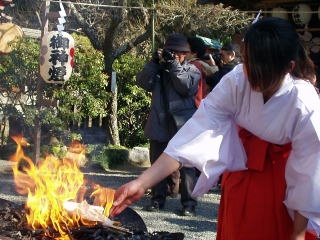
[87,144,129,169]
[114,54,150,148]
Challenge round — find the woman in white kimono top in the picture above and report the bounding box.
[111,18,320,240]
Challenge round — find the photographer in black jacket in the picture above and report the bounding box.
[206,42,241,91]
[136,33,201,216]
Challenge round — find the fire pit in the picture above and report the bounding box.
[1,137,184,240]
[0,198,184,240]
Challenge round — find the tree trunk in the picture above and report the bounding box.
[104,52,120,146]
[107,88,120,146]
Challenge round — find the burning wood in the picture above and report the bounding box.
[2,136,185,239]
[0,198,185,240]
[8,136,117,240]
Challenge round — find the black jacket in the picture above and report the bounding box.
[206,59,240,91]
[136,59,200,142]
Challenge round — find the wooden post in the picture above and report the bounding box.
[151,0,155,52]
[33,0,50,163]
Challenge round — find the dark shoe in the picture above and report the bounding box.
[179,206,196,217]
[145,201,164,212]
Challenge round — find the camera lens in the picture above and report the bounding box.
[162,49,174,61]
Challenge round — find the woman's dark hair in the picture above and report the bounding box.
[243,17,315,93]
[291,43,316,83]
[188,37,206,58]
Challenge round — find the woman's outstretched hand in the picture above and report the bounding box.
[110,153,181,217]
[109,179,146,217]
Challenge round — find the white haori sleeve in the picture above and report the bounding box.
[284,104,320,234]
[164,97,247,197]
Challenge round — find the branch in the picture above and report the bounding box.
[114,28,151,58]
[67,2,103,50]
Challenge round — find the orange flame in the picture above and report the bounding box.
[9,136,115,240]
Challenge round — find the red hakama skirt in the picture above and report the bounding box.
[216,128,317,240]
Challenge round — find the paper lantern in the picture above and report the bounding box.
[292,4,312,26]
[271,7,288,20]
[0,23,23,54]
[40,31,75,84]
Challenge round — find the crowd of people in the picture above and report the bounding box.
[111,17,320,240]
[134,30,241,216]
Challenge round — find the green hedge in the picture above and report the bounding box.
[88,144,129,169]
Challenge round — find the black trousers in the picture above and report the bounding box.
[149,140,197,208]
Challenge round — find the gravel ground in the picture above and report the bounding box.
[0,161,221,240]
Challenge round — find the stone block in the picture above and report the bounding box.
[128,147,150,167]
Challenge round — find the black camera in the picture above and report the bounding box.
[212,53,222,66]
[202,53,222,66]
[162,49,175,62]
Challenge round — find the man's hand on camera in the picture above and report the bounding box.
[162,49,175,62]
[152,49,162,63]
